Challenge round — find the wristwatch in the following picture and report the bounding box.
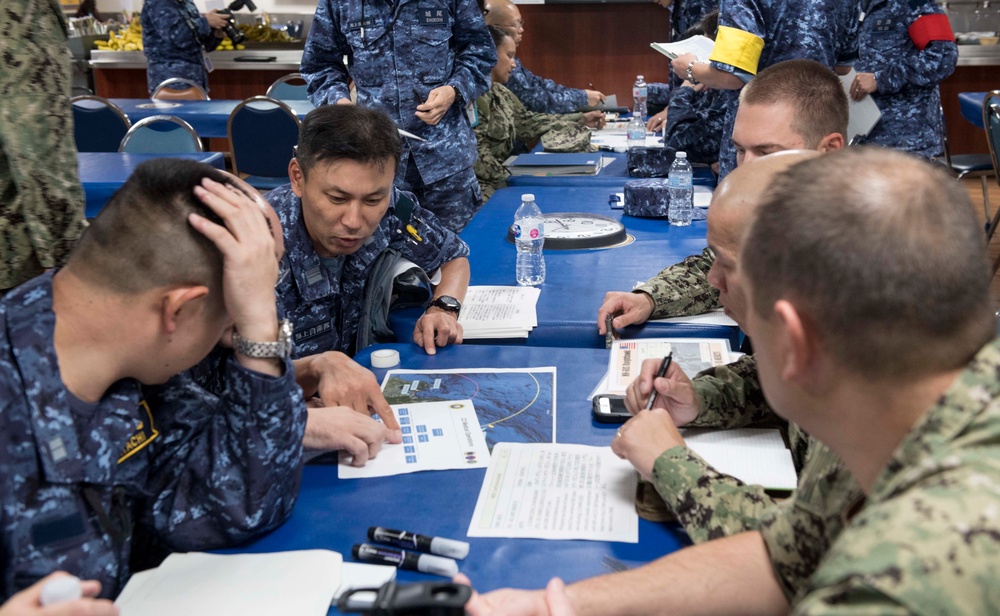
[430,295,462,317]
[685,62,701,85]
[232,319,294,359]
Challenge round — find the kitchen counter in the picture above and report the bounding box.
[90,49,303,71]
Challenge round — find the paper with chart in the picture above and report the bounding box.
[604,338,732,396]
[382,368,556,449]
[468,443,639,543]
[339,400,490,479]
[681,428,797,490]
[458,286,540,339]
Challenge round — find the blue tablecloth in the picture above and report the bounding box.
[390,185,740,348]
[959,91,988,129]
[109,99,315,139]
[221,343,690,612]
[78,152,225,218]
[507,150,716,188]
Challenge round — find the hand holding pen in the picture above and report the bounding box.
[623,354,700,425]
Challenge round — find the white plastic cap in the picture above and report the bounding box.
[417,554,460,577]
[430,536,471,559]
[676,151,687,158]
[522,194,535,201]
[40,576,82,606]
[370,349,400,368]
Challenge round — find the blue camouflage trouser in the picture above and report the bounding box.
[399,152,483,233]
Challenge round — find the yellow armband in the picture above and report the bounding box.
[709,25,765,75]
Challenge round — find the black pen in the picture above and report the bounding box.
[644,352,673,410]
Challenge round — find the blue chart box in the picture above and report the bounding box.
[400,416,411,425]
[432,428,444,437]
[401,426,412,434]
[406,455,417,464]
[416,425,427,433]
[403,436,413,444]
[405,445,415,453]
[418,434,429,443]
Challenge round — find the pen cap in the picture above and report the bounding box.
[417,554,460,577]
[429,537,470,560]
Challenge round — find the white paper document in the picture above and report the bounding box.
[115,550,342,616]
[604,338,732,396]
[838,69,882,141]
[651,35,716,61]
[681,428,797,490]
[458,285,540,339]
[468,443,639,543]
[339,400,491,479]
[335,563,397,601]
[650,308,738,327]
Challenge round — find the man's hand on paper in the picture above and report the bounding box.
[597,291,655,334]
[646,109,668,132]
[850,72,877,101]
[623,358,700,424]
[414,309,464,355]
[455,574,550,616]
[0,573,118,616]
[611,409,685,481]
[581,111,606,129]
[293,351,401,433]
[303,406,401,463]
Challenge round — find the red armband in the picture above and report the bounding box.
[908,13,954,50]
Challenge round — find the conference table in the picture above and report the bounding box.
[389,185,741,348]
[109,98,315,139]
[78,151,225,218]
[225,343,690,613]
[507,150,716,188]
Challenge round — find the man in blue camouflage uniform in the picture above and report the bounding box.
[670,0,858,177]
[141,0,229,94]
[268,105,470,361]
[646,9,718,131]
[0,160,306,600]
[464,147,1000,616]
[849,0,958,158]
[485,0,604,115]
[301,0,494,232]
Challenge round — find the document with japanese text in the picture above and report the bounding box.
[468,443,639,543]
[604,338,732,396]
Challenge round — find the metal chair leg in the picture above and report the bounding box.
[983,175,992,223]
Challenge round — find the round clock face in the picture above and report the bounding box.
[506,212,630,250]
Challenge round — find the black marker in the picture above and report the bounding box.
[644,352,673,410]
[353,543,459,577]
[368,526,470,559]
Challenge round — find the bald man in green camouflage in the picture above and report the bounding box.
[0,0,86,292]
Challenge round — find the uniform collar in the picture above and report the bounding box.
[4,273,142,485]
[280,189,396,302]
[870,339,1000,502]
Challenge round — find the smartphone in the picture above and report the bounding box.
[592,395,631,423]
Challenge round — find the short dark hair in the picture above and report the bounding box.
[678,10,719,40]
[488,24,511,48]
[743,148,995,378]
[295,105,402,178]
[67,159,231,308]
[741,59,848,148]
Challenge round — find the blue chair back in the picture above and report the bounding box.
[72,95,131,152]
[266,73,309,102]
[119,115,203,154]
[228,96,300,187]
[152,78,210,101]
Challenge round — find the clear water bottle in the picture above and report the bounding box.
[632,74,648,118]
[668,151,694,226]
[627,74,648,149]
[514,193,546,286]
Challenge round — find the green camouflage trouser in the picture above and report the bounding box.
[0,0,86,290]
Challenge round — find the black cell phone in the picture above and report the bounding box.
[592,395,630,423]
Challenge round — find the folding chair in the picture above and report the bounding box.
[979,92,1000,274]
[228,96,301,190]
[71,95,131,152]
[119,115,203,154]
[940,103,994,228]
[266,73,309,102]
[152,78,210,101]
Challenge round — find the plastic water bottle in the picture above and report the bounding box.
[668,151,694,226]
[627,74,648,149]
[514,193,545,286]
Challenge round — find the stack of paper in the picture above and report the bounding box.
[114,550,343,616]
[458,286,540,339]
[599,338,733,397]
[651,35,716,61]
[681,428,798,490]
[505,152,603,176]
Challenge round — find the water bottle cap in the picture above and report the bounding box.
[676,151,687,158]
[636,75,644,80]
[522,193,535,202]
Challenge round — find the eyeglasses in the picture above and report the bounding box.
[494,19,524,29]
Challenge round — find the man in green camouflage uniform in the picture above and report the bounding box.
[464,147,1000,615]
[0,0,87,292]
[596,59,848,329]
[474,25,603,200]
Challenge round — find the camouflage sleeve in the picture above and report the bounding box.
[502,87,593,153]
[664,87,726,164]
[634,247,721,318]
[874,6,957,95]
[648,81,672,107]
[301,0,353,105]
[650,445,779,543]
[472,90,510,200]
[445,0,496,105]
[141,354,307,551]
[505,60,588,114]
[688,354,775,429]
